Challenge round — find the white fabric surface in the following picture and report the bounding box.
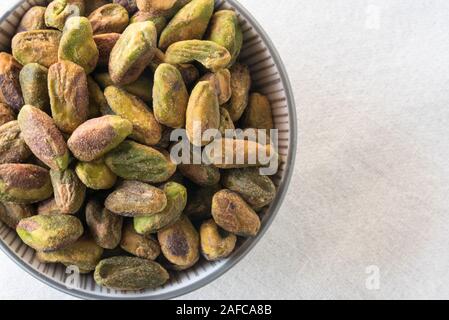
[2,0,449,300]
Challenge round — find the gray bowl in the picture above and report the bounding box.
[0,0,297,299]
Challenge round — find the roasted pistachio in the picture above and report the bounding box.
[11,30,61,69]
[36,237,103,272]
[86,200,123,249]
[94,256,169,290]
[134,182,187,234]
[201,69,232,105]
[0,52,24,113]
[165,40,231,72]
[137,0,177,11]
[45,0,85,31]
[16,6,47,33]
[105,180,167,216]
[48,60,89,133]
[16,214,83,251]
[120,222,161,260]
[104,86,161,146]
[85,0,110,15]
[88,4,130,35]
[242,93,274,130]
[19,63,49,111]
[105,140,176,183]
[157,215,199,270]
[109,21,157,85]
[67,115,133,162]
[0,164,53,204]
[159,0,214,50]
[50,168,86,215]
[206,10,242,66]
[58,17,99,75]
[200,219,236,261]
[212,189,260,237]
[37,198,64,216]
[0,202,34,229]
[178,164,220,187]
[75,159,117,190]
[18,105,69,171]
[186,81,220,146]
[153,63,189,128]
[0,121,31,164]
[222,168,276,210]
[224,63,251,121]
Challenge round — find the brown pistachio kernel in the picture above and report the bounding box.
[89,4,130,35]
[16,6,47,33]
[186,81,220,146]
[18,105,69,171]
[68,115,133,162]
[212,189,261,237]
[36,237,104,273]
[200,219,236,261]
[158,0,214,50]
[75,159,117,190]
[105,180,167,217]
[206,138,278,169]
[94,72,153,104]
[48,60,89,133]
[177,63,200,87]
[114,0,138,14]
[11,30,61,69]
[165,40,231,72]
[222,168,276,211]
[153,63,189,129]
[94,256,169,290]
[109,21,157,85]
[206,10,243,67]
[87,76,107,118]
[120,222,161,260]
[50,169,86,215]
[37,198,64,216]
[93,33,121,67]
[224,63,251,121]
[0,52,24,113]
[58,17,99,75]
[86,200,123,249]
[241,93,274,130]
[157,215,200,270]
[104,86,162,146]
[200,69,232,105]
[0,103,15,126]
[137,0,192,20]
[130,11,167,35]
[218,107,235,136]
[16,214,83,251]
[44,0,85,31]
[0,121,31,164]
[105,140,176,184]
[0,164,53,204]
[178,164,220,187]
[133,182,187,234]
[184,184,220,221]
[0,202,34,229]
[19,63,49,111]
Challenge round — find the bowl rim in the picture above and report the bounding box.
[0,0,298,300]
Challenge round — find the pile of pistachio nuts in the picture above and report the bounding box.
[0,0,277,291]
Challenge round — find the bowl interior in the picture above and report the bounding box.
[0,0,296,299]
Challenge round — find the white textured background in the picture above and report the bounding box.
[2,0,449,300]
